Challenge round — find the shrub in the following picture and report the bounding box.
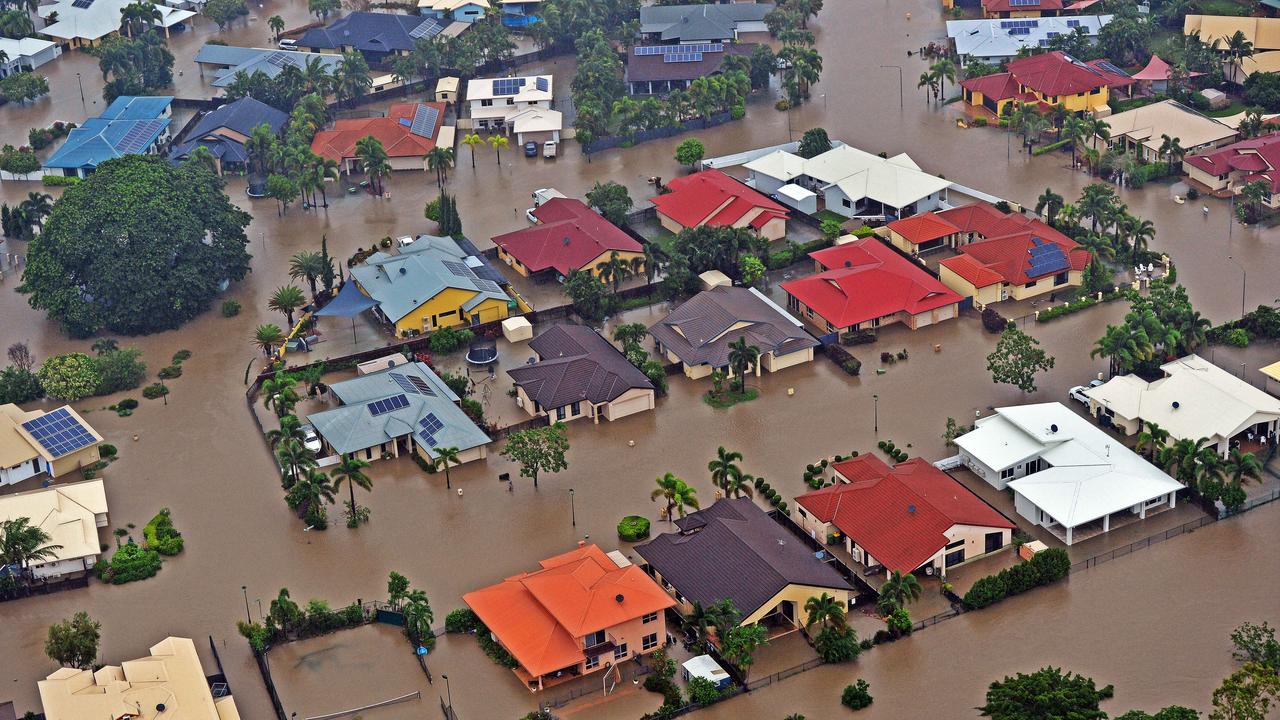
[815,626,861,663]
[999,561,1040,595]
[972,117,988,127]
[142,383,169,400]
[38,353,101,401]
[445,608,479,633]
[142,508,184,556]
[617,515,652,542]
[42,175,79,187]
[102,541,162,584]
[1186,187,1200,200]
[753,477,765,490]
[99,443,118,458]
[879,351,894,364]
[221,299,241,317]
[1224,328,1251,347]
[0,366,43,404]
[885,608,912,636]
[476,621,519,668]
[688,676,721,705]
[94,347,148,395]
[1029,547,1070,584]
[172,350,192,363]
[981,307,1009,333]
[963,574,1007,609]
[770,494,782,507]
[859,638,873,651]
[116,398,138,412]
[775,99,791,111]
[777,501,788,514]
[1030,138,1070,156]
[840,329,876,345]
[841,679,873,710]
[157,364,183,379]
[429,326,474,354]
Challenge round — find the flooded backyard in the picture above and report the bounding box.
[0,0,1277,717]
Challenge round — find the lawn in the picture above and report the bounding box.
[703,387,760,408]
[1206,101,1249,118]
[1194,0,1251,15]
[814,209,848,227]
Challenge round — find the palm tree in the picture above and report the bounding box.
[288,468,337,517]
[489,134,509,166]
[261,376,301,418]
[426,146,454,188]
[1226,29,1255,82]
[461,133,484,169]
[1160,437,1217,490]
[0,518,63,578]
[1128,216,1155,264]
[354,135,390,196]
[1084,115,1110,152]
[642,242,667,285]
[246,123,279,179]
[276,437,317,490]
[595,250,634,292]
[1074,232,1115,262]
[1136,422,1170,461]
[267,414,306,449]
[1078,183,1118,233]
[930,58,957,101]
[651,472,699,524]
[707,446,743,495]
[334,51,372,108]
[289,251,326,300]
[301,55,333,95]
[253,324,286,356]
[268,14,284,40]
[613,322,648,349]
[331,454,373,526]
[722,472,754,499]
[726,337,760,393]
[119,0,161,37]
[18,192,52,232]
[1035,188,1064,225]
[268,285,307,327]
[683,601,712,648]
[1220,448,1262,488]
[431,446,461,489]
[917,71,939,103]
[703,598,741,644]
[310,155,340,208]
[1061,115,1086,168]
[803,592,847,633]
[876,570,922,614]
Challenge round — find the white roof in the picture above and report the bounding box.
[959,402,1181,528]
[465,74,553,103]
[744,149,807,181]
[683,655,730,684]
[508,107,562,133]
[947,15,1112,59]
[1087,355,1280,442]
[1103,100,1236,154]
[750,145,951,211]
[39,0,194,41]
[0,36,57,59]
[0,479,106,569]
[777,183,816,202]
[418,0,482,8]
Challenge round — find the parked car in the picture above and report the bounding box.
[543,140,558,158]
[302,424,322,453]
[1068,386,1090,405]
[396,235,416,248]
[1089,378,1105,388]
[524,141,538,157]
[278,38,298,50]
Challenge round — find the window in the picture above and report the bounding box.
[480,99,493,107]
[585,655,599,670]
[945,548,966,567]
[584,630,606,648]
[985,531,1005,554]
[506,98,515,105]
[556,406,566,421]
[945,538,965,550]
[643,632,659,651]
[841,198,852,208]
[571,401,581,416]
[1054,272,1068,286]
[1024,280,1036,289]
[642,611,658,624]
[1000,466,1016,481]
[614,644,628,660]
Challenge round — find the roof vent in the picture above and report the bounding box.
[399,267,407,274]
[1172,401,1180,409]
[907,504,916,514]
[1049,423,1058,433]
[156,704,167,712]
[844,260,852,268]
[614,593,625,603]
[562,236,571,246]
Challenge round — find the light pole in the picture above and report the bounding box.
[441,673,453,712]
[1227,255,1247,318]
[569,488,576,527]
[75,72,86,113]
[257,598,263,620]
[872,394,879,434]
[880,65,903,109]
[241,586,252,624]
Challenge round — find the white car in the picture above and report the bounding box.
[302,425,322,454]
[524,207,538,224]
[278,38,298,50]
[1068,386,1090,405]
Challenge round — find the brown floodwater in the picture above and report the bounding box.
[0,0,1278,717]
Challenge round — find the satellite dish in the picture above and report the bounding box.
[1172,401,1180,409]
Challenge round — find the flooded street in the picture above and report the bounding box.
[0,0,1277,717]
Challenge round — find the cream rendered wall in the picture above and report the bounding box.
[761,347,814,372]
[740,584,853,626]
[603,387,655,421]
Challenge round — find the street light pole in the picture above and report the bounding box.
[75,72,86,113]
[569,488,576,527]
[441,674,453,713]
[872,394,879,434]
[880,65,903,109]
[241,586,252,624]
[1228,255,1247,318]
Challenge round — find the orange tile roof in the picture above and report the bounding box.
[885,212,960,245]
[464,545,674,678]
[310,102,445,162]
[940,253,1004,288]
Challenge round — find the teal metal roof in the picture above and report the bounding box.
[349,237,510,323]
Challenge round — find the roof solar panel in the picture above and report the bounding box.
[535,77,549,92]
[475,278,503,294]
[265,51,291,68]
[71,0,95,9]
[663,52,703,63]
[21,408,97,458]
[389,372,420,395]
[368,394,410,416]
[406,375,436,396]
[443,260,473,278]
[409,17,444,38]
[634,45,666,56]
[419,413,444,436]
[409,104,439,138]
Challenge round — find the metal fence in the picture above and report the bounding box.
[583,112,736,155]
[1068,513,1218,573]
[744,657,824,692]
[543,662,653,709]
[1220,486,1280,519]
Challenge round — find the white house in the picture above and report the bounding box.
[956,403,1183,545]
[466,75,554,132]
[745,144,952,221]
[417,0,488,22]
[0,38,61,78]
[1087,355,1280,455]
[946,16,1113,66]
[38,0,195,47]
[0,479,108,580]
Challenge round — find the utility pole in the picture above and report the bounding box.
[880,65,903,109]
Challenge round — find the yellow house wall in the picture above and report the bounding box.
[392,287,509,335]
[496,246,533,277]
[740,584,853,626]
[657,212,686,235]
[1007,269,1082,301]
[602,387,656,421]
[938,265,1003,306]
[413,441,487,466]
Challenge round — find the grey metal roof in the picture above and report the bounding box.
[507,325,654,410]
[309,362,488,457]
[297,12,443,53]
[194,45,346,88]
[648,286,817,369]
[169,97,288,164]
[639,3,773,42]
[349,237,511,323]
[634,498,853,619]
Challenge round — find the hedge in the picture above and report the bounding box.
[42,175,79,187]
[445,608,479,633]
[826,343,862,376]
[1035,290,1121,323]
[1030,138,1071,156]
[142,508,184,556]
[962,548,1071,609]
[618,515,652,542]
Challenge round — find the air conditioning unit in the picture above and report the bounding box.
[515,396,524,408]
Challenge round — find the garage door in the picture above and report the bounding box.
[606,394,652,421]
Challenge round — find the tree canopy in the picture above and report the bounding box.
[20,155,252,337]
[979,667,1111,720]
[987,326,1055,394]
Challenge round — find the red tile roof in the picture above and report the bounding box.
[782,239,962,329]
[935,202,1016,237]
[940,253,1004,288]
[956,230,1089,285]
[935,201,1089,286]
[491,198,643,276]
[1185,132,1280,192]
[982,0,1063,12]
[311,102,445,162]
[464,545,674,678]
[960,72,1020,102]
[885,212,960,245]
[796,458,1013,574]
[963,52,1132,101]
[650,169,788,231]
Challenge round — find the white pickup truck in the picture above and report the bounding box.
[525,188,567,223]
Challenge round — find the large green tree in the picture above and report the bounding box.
[979,667,1111,720]
[45,612,101,670]
[20,156,251,337]
[500,423,569,489]
[987,326,1055,394]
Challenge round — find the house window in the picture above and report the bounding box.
[985,531,1005,553]
[945,548,966,567]
[480,99,493,107]
[614,644,628,660]
[1024,281,1036,289]
[556,406,566,420]
[643,632,659,651]
[585,655,599,670]
[841,198,852,208]
[1000,466,1016,481]
[642,611,658,624]
[583,630,606,648]
[506,98,515,105]
[945,538,965,550]
[1054,272,1068,286]
[571,401,581,416]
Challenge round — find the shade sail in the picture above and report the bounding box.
[314,282,380,317]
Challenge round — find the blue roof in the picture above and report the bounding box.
[297,12,442,53]
[169,97,287,165]
[45,96,172,170]
[315,280,381,318]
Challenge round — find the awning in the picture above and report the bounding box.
[1260,360,1280,382]
[315,281,380,317]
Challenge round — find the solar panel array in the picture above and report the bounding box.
[1026,237,1068,277]
[535,77,549,92]
[389,372,438,397]
[406,375,436,396]
[116,120,165,155]
[21,408,96,459]
[474,278,503,294]
[1009,0,1040,5]
[265,52,291,68]
[409,104,439,138]
[409,17,444,39]
[1000,19,1039,29]
[417,413,444,447]
[663,51,704,63]
[368,394,410,416]
[443,260,472,277]
[71,0,95,9]
[634,43,723,55]
[492,77,528,96]
[1093,60,1129,77]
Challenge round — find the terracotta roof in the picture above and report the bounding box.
[650,169,788,231]
[795,458,1013,574]
[940,253,1004,288]
[935,202,1016,237]
[491,199,642,276]
[965,52,1131,100]
[464,545,674,678]
[634,499,853,618]
[311,102,445,162]
[781,238,961,329]
[1185,132,1280,192]
[507,325,653,409]
[955,231,1089,285]
[885,212,960,245]
[982,0,1063,12]
[649,286,817,368]
[960,71,1020,101]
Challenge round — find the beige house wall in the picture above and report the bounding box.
[760,347,813,372]
[740,583,852,626]
[1007,269,1082,301]
[49,444,101,478]
[602,387,656,421]
[1183,161,1229,192]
